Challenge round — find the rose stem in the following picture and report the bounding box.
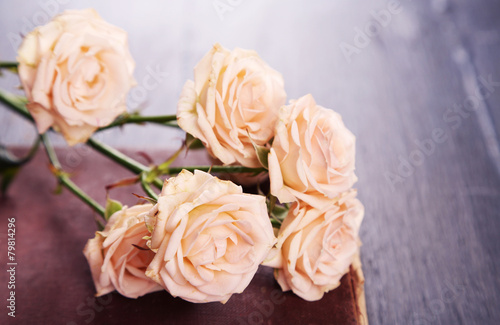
[0,87,105,228]
[86,138,164,189]
[0,61,18,70]
[85,139,267,184]
[0,83,178,130]
[97,114,179,131]
[0,87,165,192]
[0,87,267,179]
[0,90,33,121]
[1,57,175,129]
[40,133,106,229]
[140,172,159,201]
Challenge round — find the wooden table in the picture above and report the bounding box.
[1,1,499,324]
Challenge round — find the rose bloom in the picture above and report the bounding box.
[17,9,136,145]
[268,94,357,209]
[177,43,286,168]
[264,191,364,301]
[145,170,275,303]
[83,204,161,299]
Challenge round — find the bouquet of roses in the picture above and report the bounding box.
[0,9,364,304]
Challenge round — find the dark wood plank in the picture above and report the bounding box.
[353,1,500,324]
[451,0,500,144]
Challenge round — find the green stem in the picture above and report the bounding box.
[97,114,178,131]
[0,90,33,121]
[40,134,61,168]
[0,87,178,131]
[87,138,147,174]
[86,138,163,189]
[0,61,18,70]
[272,205,289,220]
[163,121,180,128]
[164,165,267,175]
[0,87,167,190]
[0,87,266,188]
[140,173,159,201]
[40,134,106,226]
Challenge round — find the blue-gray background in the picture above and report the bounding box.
[0,0,429,147]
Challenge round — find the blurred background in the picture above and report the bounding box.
[1,0,500,324]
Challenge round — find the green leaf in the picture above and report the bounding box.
[132,193,158,205]
[246,130,270,169]
[150,145,184,181]
[266,195,290,230]
[267,194,277,216]
[53,183,63,195]
[105,197,123,221]
[254,145,270,169]
[271,204,289,221]
[185,133,204,150]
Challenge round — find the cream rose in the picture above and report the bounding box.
[17,9,136,145]
[264,191,364,301]
[268,94,357,209]
[83,204,161,299]
[145,169,275,303]
[177,43,286,168]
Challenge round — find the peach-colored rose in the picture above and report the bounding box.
[83,204,161,299]
[17,9,135,145]
[145,170,275,303]
[268,94,357,209]
[264,191,364,301]
[177,43,286,168]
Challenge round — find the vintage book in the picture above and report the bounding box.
[0,148,367,324]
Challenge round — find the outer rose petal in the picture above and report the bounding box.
[268,94,357,209]
[177,43,286,168]
[83,204,162,299]
[264,191,364,301]
[145,170,276,303]
[84,233,114,296]
[17,9,136,145]
[177,80,204,142]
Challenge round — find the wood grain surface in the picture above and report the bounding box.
[1,0,499,324]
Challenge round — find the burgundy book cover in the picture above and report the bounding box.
[0,148,367,324]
